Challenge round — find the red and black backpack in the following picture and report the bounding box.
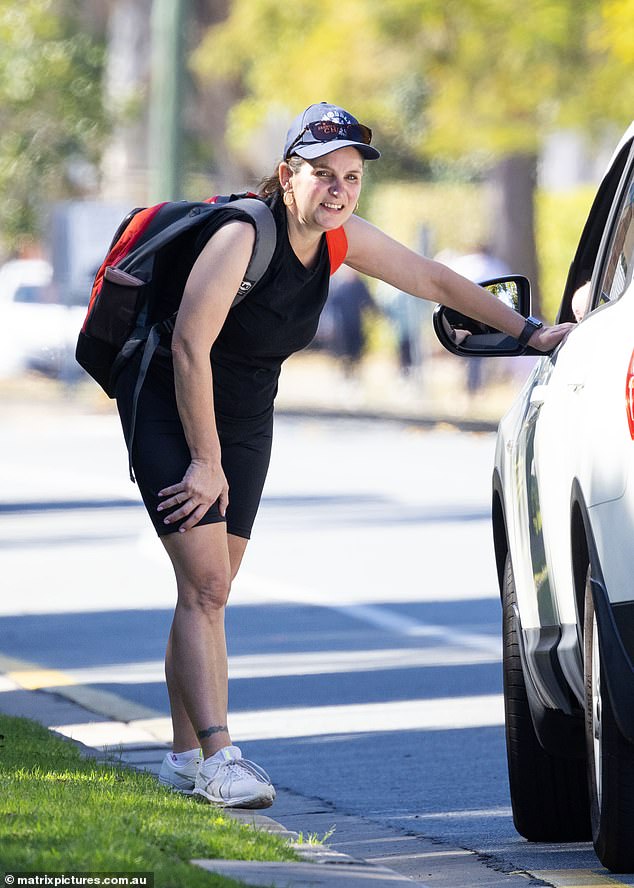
[76,192,347,478]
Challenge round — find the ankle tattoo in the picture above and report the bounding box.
[197,724,229,740]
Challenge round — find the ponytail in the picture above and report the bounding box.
[257,156,306,198]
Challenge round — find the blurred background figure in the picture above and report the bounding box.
[437,244,511,396]
[378,227,434,386]
[386,288,429,382]
[322,265,376,379]
[440,243,511,285]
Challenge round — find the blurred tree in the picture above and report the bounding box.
[99,0,244,203]
[192,0,634,314]
[100,0,152,204]
[184,0,250,194]
[0,0,108,253]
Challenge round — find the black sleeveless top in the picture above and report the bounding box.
[210,194,331,419]
[152,193,333,422]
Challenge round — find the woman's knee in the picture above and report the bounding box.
[177,567,231,613]
[162,523,233,613]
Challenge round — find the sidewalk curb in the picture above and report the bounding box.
[192,857,428,886]
[276,404,500,434]
[72,735,431,886]
[193,808,430,886]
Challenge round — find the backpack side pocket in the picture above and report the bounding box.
[84,266,146,348]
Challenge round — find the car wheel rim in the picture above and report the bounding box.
[592,612,602,809]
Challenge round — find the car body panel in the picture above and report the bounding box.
[434,123,634,738]
[591,495,634,606]
[436,121,634,865]
[498,143,634,633]
[485,123,634,740]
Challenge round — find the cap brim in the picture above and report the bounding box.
[293,140,380,161]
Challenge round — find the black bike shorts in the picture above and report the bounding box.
[115,355,273,539]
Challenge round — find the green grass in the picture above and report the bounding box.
[0,715,296,887]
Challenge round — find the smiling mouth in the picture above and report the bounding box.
[322,202,344,211]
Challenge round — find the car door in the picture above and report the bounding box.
[517,132,634,634]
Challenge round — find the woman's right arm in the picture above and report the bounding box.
[342,215,573,352]
[157,220,255,532]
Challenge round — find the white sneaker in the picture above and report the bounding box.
[193,745,276,809]
[158,751,202,795]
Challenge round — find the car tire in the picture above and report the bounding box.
[503,554,590,841]
[584,572,634,871]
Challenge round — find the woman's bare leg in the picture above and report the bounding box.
[163,526,248,756]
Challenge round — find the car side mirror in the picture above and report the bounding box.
[432,275,537,357]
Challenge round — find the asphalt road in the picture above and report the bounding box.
[2,400,631,887]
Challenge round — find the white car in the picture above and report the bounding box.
[0,258,86,379]
[434,121,634,872]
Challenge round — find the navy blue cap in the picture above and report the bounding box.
[284,102,380,161]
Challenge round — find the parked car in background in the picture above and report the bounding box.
[0,258,86,380]
[434,121,634,872]
[0,203,133,382]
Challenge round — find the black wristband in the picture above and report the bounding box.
[518,316,543,349]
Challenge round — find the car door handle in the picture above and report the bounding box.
[530,382,584,407]
[529,385,548,406]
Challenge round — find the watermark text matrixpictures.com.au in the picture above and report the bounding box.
[3,875,153,888]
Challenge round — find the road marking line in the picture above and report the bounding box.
[0,652,79,690]
[52,693,504,748]
[532,872,633,887]
[17,645,499,689]
[236,571,501,655]
[0,651,158,722]
[208,692,503,738]
[51,720,161,749]
[9,668,78,690]
[3,645,504,747]
[341,603,501,654]
[0,674,20,692]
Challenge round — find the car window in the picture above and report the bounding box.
[556,138,632,323]
[14,284,51,304]
[595,173,634,308]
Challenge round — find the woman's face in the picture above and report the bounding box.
[284,146,364,232]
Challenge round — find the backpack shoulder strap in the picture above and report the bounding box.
[228,198,277,304]
[325,226,348,275]
[120,197,276,280]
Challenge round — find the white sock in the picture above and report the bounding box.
[204,745,241,765]
[170,747,201,766]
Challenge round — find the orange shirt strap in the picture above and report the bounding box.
[325,227,348,275]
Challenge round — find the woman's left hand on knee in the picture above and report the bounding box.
[157,459,229,532]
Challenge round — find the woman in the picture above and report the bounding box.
[116,102,573,809]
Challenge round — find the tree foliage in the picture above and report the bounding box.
[193,0,634,170]
[0,0,107,251]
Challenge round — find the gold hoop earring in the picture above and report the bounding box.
[283,190,295,207]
